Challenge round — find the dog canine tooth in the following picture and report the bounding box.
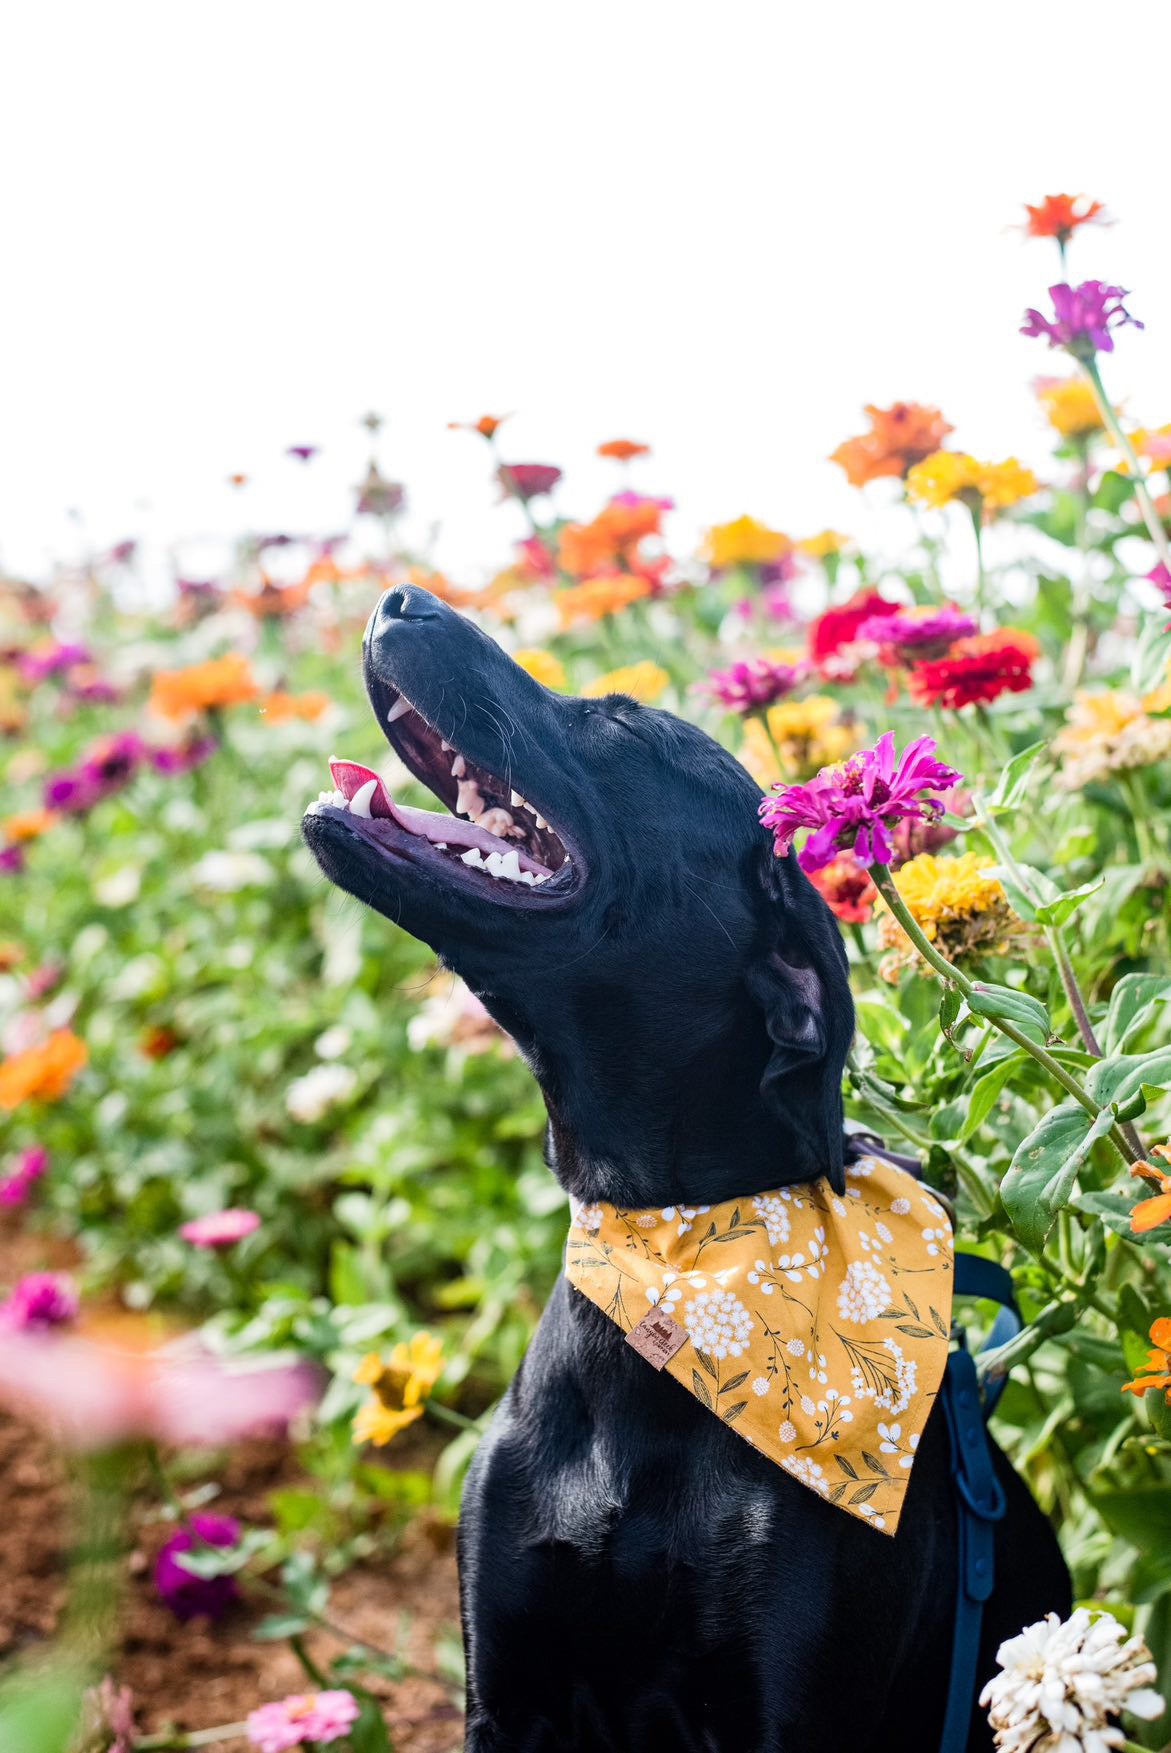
[349,778,378,818]
[456,779,483,817]
[535,814,548,830]
[451,755,467,778]
[509,790,526,809]
[385,697,412,724]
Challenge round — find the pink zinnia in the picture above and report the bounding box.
[704,656,808,715]
[180,1208,261,1248]
[0,1146,48,1207]
[855,606,978,654]
[759,731,964,873]
[19,642,92,684]
[497,462,562,502]
[1147,562,1171,630]
[246,1689,361,1752]
[0,1271,79,1330]
[1021,281,1143,359]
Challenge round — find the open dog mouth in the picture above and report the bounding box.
[305,672,578,904]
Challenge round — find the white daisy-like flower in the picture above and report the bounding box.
[979,1608,1164,1753]
[778,1419,797,1443]
[890,1196,912,1216]
[683,1289,754,1359]
[752,1376,771,1397]
[752,1193,792,1249]
[836,1260,893,1324]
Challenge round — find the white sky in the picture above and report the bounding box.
[3,2,1170,591]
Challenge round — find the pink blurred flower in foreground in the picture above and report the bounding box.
[1021,281,1143,359]
[0,1271,79,1330]
[180,1208,261,1249]
[759,732,963,873]
[1147,561,1171,629]
[151,735,218,777]
[154,1511,242,1621]
[79,1676,138,1753]
[0,1145,49,1207]
[247,1689,361,1752]
[704,656,809,715]
[497,462,563,502]
[855,605,978,657]
[0,1324,316,1449]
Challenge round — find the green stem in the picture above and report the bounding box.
[1062,435,1093,692]
[870,866,1137,1163]
[969,502,988,625]
[1081,356,1171,571]
[134,1725,252,1750]
[425,1399,481,1432]
[976,1295,1078,1387]
[290,1633,331,1688]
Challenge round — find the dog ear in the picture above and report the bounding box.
[744,849,855,1194]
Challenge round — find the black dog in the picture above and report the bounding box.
[304,585,1071,1753]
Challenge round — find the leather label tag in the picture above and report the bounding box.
[625,1306,689,1370]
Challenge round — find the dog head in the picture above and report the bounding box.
[303,586,854,1199]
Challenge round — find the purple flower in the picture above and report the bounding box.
[18,642,92,684]
[42,767,100,814]
[0,846,24,876]
[0,1147,48,1207]
[704,656,808,715]
[856,606,979,652]
[105,540,138,566]
[497,462,563,502]
[150,735,217,776]
[758,731,964,872]
[355,463,406,518]
[79,732,149,799]
[154,1513,242,1622]
[286,445,319,462]
[609,490,676,512]
[0,1272,79,1331]
[1021,281,1143,359]
[1148,562,1171,630]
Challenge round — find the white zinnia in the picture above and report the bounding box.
[980,1608,1164,1753]
[285,1061,358,1124]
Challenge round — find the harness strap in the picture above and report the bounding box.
[936,1255,1017,1753]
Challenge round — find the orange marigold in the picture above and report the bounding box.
[597,439,650,461]
[150,654,259,722]
[555,574,652,628]
[0,1029,88,1109]
[830,403,954,488]
[1121,1316,1171,1404]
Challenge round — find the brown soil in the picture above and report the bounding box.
[0,1214,464,1751]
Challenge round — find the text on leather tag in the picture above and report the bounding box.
[625,1306,689,1370]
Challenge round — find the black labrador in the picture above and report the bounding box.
[303,585,1071,1753]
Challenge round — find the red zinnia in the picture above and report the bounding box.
[908,631,1041,711]
[1023,194,1109,244]
[807,853,877,924]
[809,591,893,664]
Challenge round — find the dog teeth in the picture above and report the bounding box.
[456,779,483,817]
[535,814,547,830]
[459,844,542,887]
[477,807,514,836]
[440,739,452,751]
[386,698,412,724]
[451,754,466,778]
[349,778,378,818]
[317,788,347,807]
[509,790,525,808]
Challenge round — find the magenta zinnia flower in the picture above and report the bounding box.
[0,1146,48,1207]
[497,462,563,502]
[180,1208,261,1248]
[0,1271,79,1331]
[18,642,92,684]
[704,656,808,715]
[758,732,964,872]
[1021,281,1143,358]
[855,606,978,653]
[0,846,24,876]
[286,445,319,462]
[246,1689,361,1752]
[154,1512,242,1621]
[1147,562,1171,629]
[150,735,218,776]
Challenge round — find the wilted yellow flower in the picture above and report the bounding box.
[351,1331,445,1448]
[704,516,791,570]
[740,696,858,787]
[875,853,1016,983]
[1034,376,1104,440]
[512,648,567,690]
[796,530,851,560]
[1054,690,1171,789]
[582,661,670,703]
[905,452,1039,515]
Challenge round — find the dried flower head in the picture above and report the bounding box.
[979,1608,1163,1752]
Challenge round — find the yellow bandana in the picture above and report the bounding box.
[565,1155,954,1535]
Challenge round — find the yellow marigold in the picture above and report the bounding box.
[259,690,332,724]
[555,574,651,628]
[905,452,1039,515]
[1053,690,1171,789]
[0,1029,88,1109]
[582,661,669,703]
[3,808,57,843]
[1034,376,1104,440]
[513,648,567,690]
[150,653,258,722]
[879,852,1005,941]
[704,516,792,570]
[740,696,858,787]
[351,1332,444,1448]
[796,530,851,560]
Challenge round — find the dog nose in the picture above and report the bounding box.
[372,585,445,626]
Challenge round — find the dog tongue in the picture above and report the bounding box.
[327,759,553,875]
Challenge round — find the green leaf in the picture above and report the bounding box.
[1085,1048,1171,1109]
[967,982,1052,1045]
[1102,973,1170,1053]
[1001,1101,1116,1251]
[347,1696,395,1752]
[985,742,1046,814]
[1034,877,1106,929]
[1093,1486,1171,1551]
[959,1056,1020,1142]
[939,985,962,1034]
[1091,468,1135,514]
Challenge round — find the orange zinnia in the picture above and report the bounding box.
[3,809,57,843]
[597,439,650,461]
[558,500,664,577]
[555,574,652,628]
[1129,1147,1171,1235]
[831,403,955,488]
[233,575,314,619]
[150,653,259,721]
[0,1029,88,1109]
[260,691,332,724]
[1023,194,1108,244]
[1121,1317,1171,1405]
[448,414,508,439]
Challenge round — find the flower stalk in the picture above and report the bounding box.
[1081,355,1171,571]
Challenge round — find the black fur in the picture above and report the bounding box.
[304,586,1071,1753]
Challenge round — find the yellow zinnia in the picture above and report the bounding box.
[905,452,1038,515]
[1034,376,1104,440]
[704,516,791,570]
[879,853,1005,942]
[582,661,670,703]
[740,696,858,787]
[796,530,851,560]
[512,648,567,690]
[1054,689,1171,789]
[351,1331,445,1448]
